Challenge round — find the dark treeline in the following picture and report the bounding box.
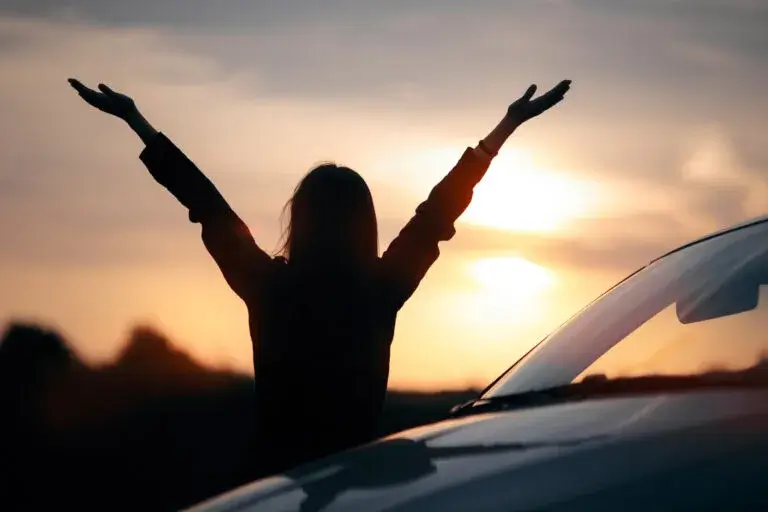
[0,322,478,511]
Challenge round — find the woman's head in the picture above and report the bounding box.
[279,163,378,269]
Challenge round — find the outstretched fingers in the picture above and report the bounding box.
[531,80,571,113]
[68,78,137,119]
[68,78,101,100]
[542,95,564,112]
[68,78,90,94]
[522,84,538,101]
[553,79,572,94]
[98,83,118,96]
[540,80,571,102]
[68,77,113,112]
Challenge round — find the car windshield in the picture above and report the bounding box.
[481,219,768,400]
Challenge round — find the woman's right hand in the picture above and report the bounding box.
[68,79,138,121]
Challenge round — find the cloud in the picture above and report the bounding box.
[0,16,449,269]
[2,5,767,386]
[439,217,681,274]
[1,6,767,276]
[4,0,766,109]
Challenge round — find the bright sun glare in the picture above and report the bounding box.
[464,257,556,326]
[461,148,593,232]
[471,256,554,291]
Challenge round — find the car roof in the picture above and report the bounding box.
[651,214,768,264]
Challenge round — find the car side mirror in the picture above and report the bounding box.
[676,279,760,324]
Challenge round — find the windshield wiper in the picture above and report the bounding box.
[450,369,768,418]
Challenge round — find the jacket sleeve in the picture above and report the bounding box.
[139,133,272,301]
[380,147,491,310]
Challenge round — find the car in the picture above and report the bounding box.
[187,216,768,511]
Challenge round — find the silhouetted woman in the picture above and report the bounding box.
[68,77,571,478]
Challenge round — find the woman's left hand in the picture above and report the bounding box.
[506,80,572,126]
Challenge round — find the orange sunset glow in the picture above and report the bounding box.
[2,2,767,392]
[463,148,596,233]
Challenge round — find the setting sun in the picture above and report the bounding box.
[462,148,594,232]
[460,256,556,326]
[471,256,555,294]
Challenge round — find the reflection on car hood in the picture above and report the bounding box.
[188,389,768,512]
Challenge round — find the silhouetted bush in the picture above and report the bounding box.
[0,321,478,511]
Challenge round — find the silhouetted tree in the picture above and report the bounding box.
[0,320,478,511]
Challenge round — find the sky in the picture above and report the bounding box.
[1,0,767,390]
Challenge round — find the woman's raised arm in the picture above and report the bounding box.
[68,79,272,302]
[380,80,572,311]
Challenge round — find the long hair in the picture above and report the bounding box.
[278,163,379,271]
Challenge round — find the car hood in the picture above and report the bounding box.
[188,389,768,512]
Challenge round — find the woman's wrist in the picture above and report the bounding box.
[123,107,143,128]
[500,112,522,134]
[124,109,158,145]
[477,116,518,156]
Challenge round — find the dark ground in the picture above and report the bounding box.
[0,322,479,511]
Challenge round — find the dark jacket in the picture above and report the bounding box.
[139,133,491,475]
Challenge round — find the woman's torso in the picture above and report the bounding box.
[247,259,398,464]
